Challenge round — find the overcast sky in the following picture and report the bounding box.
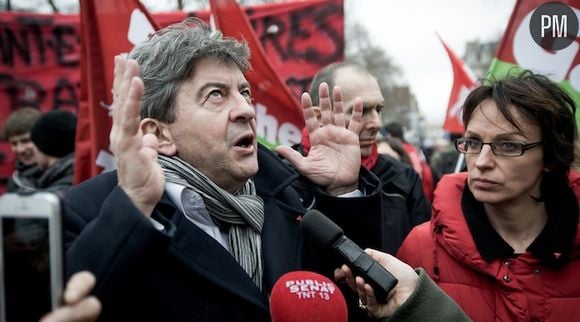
[345,0,517,126]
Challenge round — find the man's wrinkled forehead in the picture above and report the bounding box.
[334,69,384,113]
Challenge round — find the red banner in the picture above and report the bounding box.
[210,0,303,148]
[0,13,81,190]
[0,0,344,187]
[438,34,477,134]
[75,0,159,183]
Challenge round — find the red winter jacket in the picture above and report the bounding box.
[398,172,580,322]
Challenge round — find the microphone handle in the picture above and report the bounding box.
[333,236,398,303]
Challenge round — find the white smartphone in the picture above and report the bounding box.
[0,192,63,322]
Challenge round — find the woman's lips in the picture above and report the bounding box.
[471,177,499,190]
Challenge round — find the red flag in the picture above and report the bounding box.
[438,34,478,135]
[488,0,580,125]
[75,0,158,184]
[210,0,304,148]
[0,3,343,190]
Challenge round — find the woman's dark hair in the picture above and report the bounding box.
[462,70,577,180]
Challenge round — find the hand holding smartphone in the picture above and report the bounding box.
[0,192,63,322]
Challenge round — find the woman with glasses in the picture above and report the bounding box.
[390,71,580,321]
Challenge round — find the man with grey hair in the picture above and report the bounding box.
[63,18,383,322]
[296,62,430,255]
[293,62,431,321]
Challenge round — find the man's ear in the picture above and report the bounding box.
[140,118,177,156]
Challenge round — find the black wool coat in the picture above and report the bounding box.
[63,145,383,322]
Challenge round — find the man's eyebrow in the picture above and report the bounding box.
[239,81,250,90]
[196,82,228,99]
[196,81,251,99]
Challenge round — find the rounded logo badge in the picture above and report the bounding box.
[529,2,578,51]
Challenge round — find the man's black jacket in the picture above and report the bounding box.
[64,145,383,322]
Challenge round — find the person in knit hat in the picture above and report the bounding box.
[27,110,77,197]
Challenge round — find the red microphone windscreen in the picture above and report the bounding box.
[270,271,347,322]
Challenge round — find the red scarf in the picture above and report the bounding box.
[300,127,378,170]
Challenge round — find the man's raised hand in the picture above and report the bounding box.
[109,55,164,216]
[276,82,363,196]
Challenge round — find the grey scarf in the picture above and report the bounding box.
[158,155,265,290]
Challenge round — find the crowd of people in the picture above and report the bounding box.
[2,109,77,197]
[1,17,579,322]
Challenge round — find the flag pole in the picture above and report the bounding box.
[453,153,465,173]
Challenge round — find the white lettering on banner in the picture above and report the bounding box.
[255,103,301,146]
[284,279,337,301]
[514,7,579,90]
[127,9,155,46]
[96,150,116,172]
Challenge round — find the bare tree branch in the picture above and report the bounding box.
[345,22,415,124]
[46,0,58,12]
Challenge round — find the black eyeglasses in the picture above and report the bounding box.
[454,138,542,157]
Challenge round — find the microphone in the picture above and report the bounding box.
[300,209,398,302]
[270,271,347,322]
